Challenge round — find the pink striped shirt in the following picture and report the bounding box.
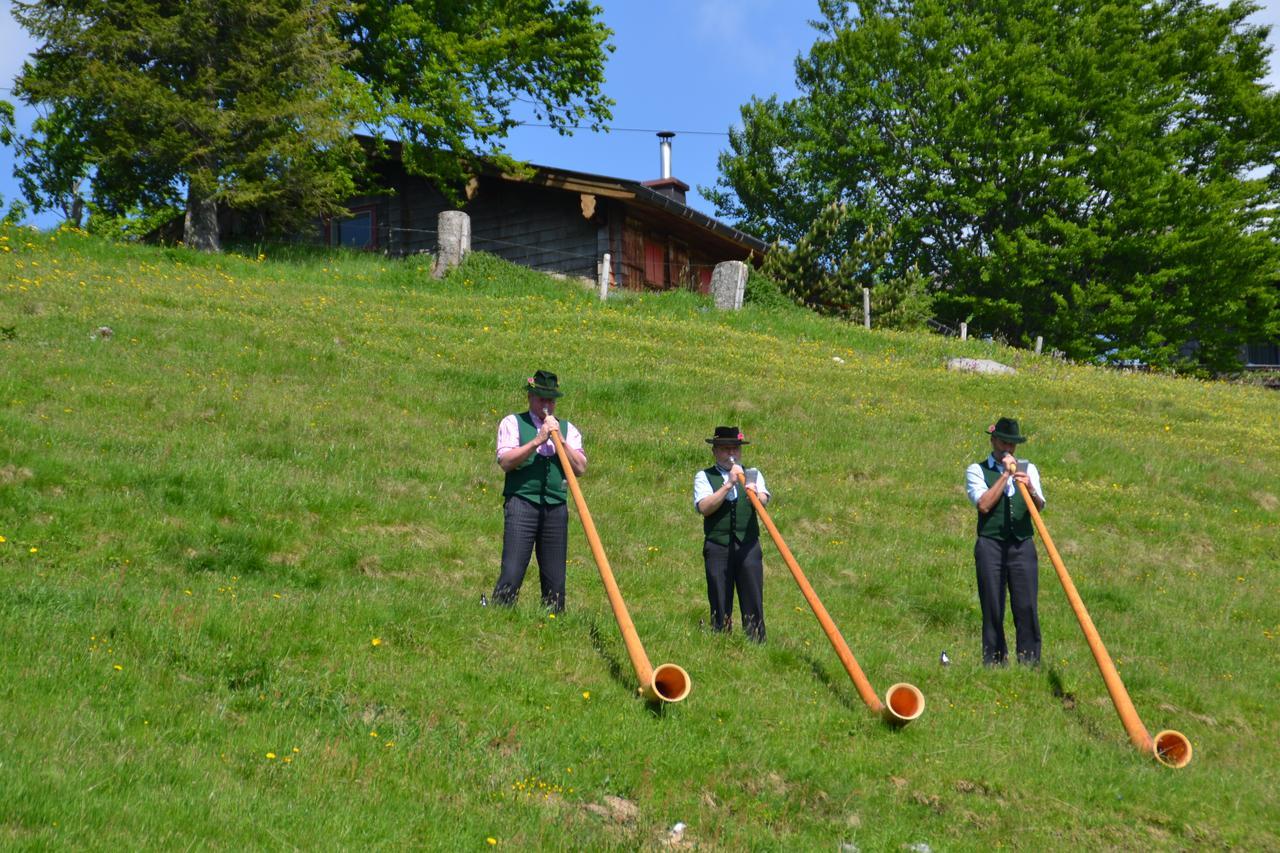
[496,411,584,463]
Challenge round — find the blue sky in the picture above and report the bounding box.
[3,0,1280,227]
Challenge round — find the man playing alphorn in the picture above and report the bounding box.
[964,417,1046,665]
[492,370,587,613]
[693,427,770,642]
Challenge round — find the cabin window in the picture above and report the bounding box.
[331,206,377,250]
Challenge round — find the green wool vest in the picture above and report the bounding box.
[503,412,569,505]
[976,460,1034,541]
[702,467,759,546]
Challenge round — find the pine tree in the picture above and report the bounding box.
[12,0,367,250]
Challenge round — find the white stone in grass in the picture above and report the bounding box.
[946,357,1015,375]
[832,356,845,364]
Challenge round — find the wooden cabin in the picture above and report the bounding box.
[323,138,767,293]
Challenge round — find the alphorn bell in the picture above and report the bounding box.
[1014,479,1191,767]
[730,461,923,726]
[545,415,690,703]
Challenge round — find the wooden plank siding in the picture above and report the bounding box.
[621,218,646,287]
[466,181,598,279]
[389,176,451,255]
[304,145,767,291]
[320,179,754,295]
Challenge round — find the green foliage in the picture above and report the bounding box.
[0,99,12,213]
[337,1,614,196]
[758,200,930,329]
[12,0,366,249]
[11,1,614,247]
[11,104,89,227]
[759,202,888,318]
[871,264,934,331]
[0,99,12,147]
[2,228,1279,848]
[743,267,799,312]
[84,203,185,243]
[710,0,1280,373]
[2,200,30,227]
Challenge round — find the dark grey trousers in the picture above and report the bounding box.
[974,535,1040,665]
[493,495,568,612]
[703,538,765,642]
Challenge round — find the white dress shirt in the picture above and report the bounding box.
[965,454,1044,507]
[693,466,769,510]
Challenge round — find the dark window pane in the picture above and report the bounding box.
[333,211,373,249]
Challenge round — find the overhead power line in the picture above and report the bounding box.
[516,122,728,137]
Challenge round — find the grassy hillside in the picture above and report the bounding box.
[1,225,1277,850]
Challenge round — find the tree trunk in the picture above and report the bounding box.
[184,179,221,252]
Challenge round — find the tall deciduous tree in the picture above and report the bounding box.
[12,0,367,251]
[337,1,614,190]
[709,0,1280,372]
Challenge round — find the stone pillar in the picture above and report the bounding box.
[432,210,471,278]
[710,260,748,310]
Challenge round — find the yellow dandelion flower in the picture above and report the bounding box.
[113,664,123,671]
[371,637,382,646]
[370,731,378,738]
[582,691,590,700]
[266,752,277,760]
[0,535,6,542]
[29,547,38,554]
[486,839,497,846]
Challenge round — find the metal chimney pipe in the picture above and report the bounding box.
[658,131,675,179]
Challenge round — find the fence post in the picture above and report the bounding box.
[1035,335,1044,355]
[711,261,747,310]
[863,288,871,329]
[960,322,968,341]
[432,210,471,278]
[598,252,611,301]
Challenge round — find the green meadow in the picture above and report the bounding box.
[1,225,1277,850]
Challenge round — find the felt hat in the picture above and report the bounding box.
[706,426,749,446]
[524,369,562,398]
[987,417,1027,444]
